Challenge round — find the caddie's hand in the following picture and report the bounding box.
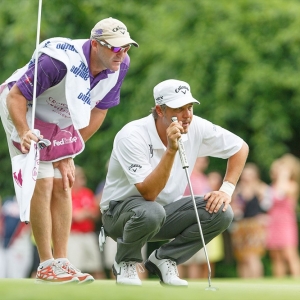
[20,129,39,153]
[166,121,183,151]
[203,190,231,213]
[53,157,75,190]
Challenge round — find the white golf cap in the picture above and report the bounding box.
[90,17,139,47]
[153,79,200,108]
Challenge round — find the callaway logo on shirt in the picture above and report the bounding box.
[128,164,142,172]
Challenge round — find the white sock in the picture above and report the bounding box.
[39,258,54,269]
[55,258,69,264]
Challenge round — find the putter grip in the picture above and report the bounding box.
[171,117,189,168]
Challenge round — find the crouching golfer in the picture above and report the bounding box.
[100,79,249,286]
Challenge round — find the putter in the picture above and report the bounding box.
[171,117,217,291]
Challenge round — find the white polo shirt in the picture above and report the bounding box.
[100,114,244,212]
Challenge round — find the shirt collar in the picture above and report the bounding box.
[146,114,166,150]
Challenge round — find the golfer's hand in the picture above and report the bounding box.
[20,129,39,153]
[203,191,231,213]
[53,157,75,190]
[166,121,183,151]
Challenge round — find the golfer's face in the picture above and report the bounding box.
[95,40,129,72]
[164,103,194,133]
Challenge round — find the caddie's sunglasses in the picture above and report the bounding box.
[97,40,131,53]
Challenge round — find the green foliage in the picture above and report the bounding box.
[1,0,300,197]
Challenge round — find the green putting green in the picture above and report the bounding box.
[1,278,300,300]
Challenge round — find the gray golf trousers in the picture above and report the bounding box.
[102,196,233,264]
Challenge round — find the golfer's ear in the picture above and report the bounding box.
[156,105,164,117]
[91,39,98,49]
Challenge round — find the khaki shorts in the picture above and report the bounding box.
[67,232,103,272]
[0,85,62,179]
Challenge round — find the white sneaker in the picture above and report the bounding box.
[35,261,79,284]
[59,260,94,284]
[145,250,188,286]
[112,261,142,286]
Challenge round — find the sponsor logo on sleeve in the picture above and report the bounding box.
[128,164,142,172]
[24,74,33,87]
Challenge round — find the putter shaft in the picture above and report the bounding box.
[171,116,213,288]
[185,168,212,287]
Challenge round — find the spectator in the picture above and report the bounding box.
[95,160,110,206]
[230,163,271,278]
[0,196,33,278]
[266,154,300,277]
[68,165,105,279]
[206,171,226,276]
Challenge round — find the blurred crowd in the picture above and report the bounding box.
[1,153,300,279]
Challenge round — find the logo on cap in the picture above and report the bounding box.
[112,26,126,35]
[95,29,103,35]
[175,85,189,94]
[155,96,164,105]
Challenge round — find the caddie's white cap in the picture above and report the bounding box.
[90,17,139,47]
[153,79,200,108]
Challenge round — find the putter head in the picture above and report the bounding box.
[32,130,51,150]
[205,286,218,291]
[37,138,51,150]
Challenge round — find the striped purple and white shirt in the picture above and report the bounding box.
[8,40,130,110]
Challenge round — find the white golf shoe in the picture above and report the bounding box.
[145,250,188,287]
[112,261,142,286]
